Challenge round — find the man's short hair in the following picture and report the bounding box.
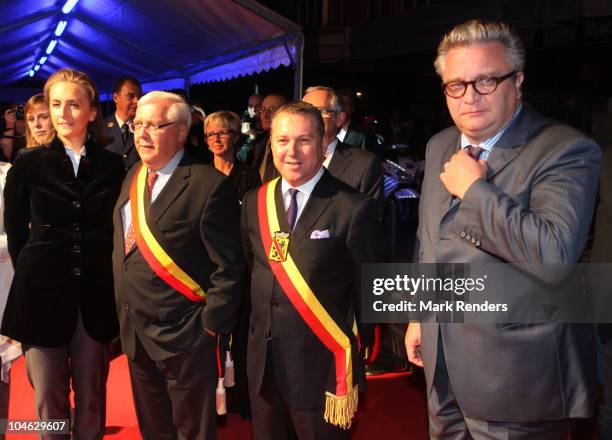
[336,89,355,115]
[434,20,525,77]
[113,76,142,94]
[138,91,192,128]
[271,102,325,140]
[303,86,344,112]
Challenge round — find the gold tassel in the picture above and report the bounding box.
[224,351,235,387]
[323,385,359,429]
[216,377,227,415]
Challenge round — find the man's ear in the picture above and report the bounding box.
[514,72,525,101]
[177,124,188,143]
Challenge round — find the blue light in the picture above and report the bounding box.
[34,65,41,71]
[46,39,58,55]
[28,70,35,77]
[55,20,68,37]
[39,56,48,65]
[61,0,79,14]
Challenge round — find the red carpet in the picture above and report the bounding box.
[7,356,428,439]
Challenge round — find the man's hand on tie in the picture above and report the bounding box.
[440,148,487,200]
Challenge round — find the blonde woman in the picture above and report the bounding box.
[1,69,124,439]
[24,93,55,147]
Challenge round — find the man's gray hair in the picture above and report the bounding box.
[138,91,192,127]
[434,20,525,77]
[303,86,344,112]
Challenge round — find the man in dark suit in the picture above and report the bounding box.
[336,88,383,158]
[404,20,600,438]
[104,76,142,169]
[249,93,287,182]
[241,102,379,439]
[113,91,245,439]
[302,86,384,216]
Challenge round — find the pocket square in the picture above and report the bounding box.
[310,229,330,239]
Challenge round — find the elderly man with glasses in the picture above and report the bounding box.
[404,19,600,439]
[113,91,246,440]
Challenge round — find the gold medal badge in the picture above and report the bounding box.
[268,231,290,262]
[107,121,114,128]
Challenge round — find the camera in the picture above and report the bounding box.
[14,104,24,120]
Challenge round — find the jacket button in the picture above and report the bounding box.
[125,303,130,311]
[466,234,472,240]
[460,232,466,238]
[471,238,476,244]
[73,245,80,253]
[476,240,481,247]
[72,222,80,231]
[73,267,81,276]
[122,264,128,272]
[71,200,80,208]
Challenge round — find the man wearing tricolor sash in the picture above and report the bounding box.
[112,91,245,440]
[241,102,379,439]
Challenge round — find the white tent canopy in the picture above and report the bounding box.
[0,0,303,101]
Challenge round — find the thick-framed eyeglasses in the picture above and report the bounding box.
[442,71,517,98]
[128,120,178,134]
[205,130,236,140]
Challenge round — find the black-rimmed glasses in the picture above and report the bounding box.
[205,130,236,140]
[442,71,517,98]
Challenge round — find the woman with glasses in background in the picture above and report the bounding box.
[1,68,125,440]
[205,111,260,200]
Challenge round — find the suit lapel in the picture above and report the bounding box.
[327,142,350,181]
[438,135,460,222]
[483,108,529,180]
[149,157,190,223]
[291,172,333,246]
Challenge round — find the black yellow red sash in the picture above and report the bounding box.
[130,164,205,302]
[257,178,357,429]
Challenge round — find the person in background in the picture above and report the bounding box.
[240,93,288,182]
[1,103,26,162]
[0,159,18,439]
[336,89,383,158]
[206,111,260,200]
[24,93,55,148]
[104,76,142,169]
[1,68,125,440]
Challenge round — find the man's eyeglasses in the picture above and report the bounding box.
[205,130,236,140]
[128,120,179,134]
[442,71,516,98]
[316,107,338,118]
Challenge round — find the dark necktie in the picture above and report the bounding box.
[147,171,159,199]
[286,188,299,230]
[121,123,129,146]
[465,145,484,160]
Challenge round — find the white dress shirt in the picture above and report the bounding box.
[280,166,324,227]
[63,144,86,176]
[322,139,338,169]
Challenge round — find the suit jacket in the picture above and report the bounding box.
[417,107,601,422]
[103,114,139,169]
[1,137,125,347]
[342,121,383,158]
[112,152,245,361]
[241,170,379,408]
[327,141,384,217]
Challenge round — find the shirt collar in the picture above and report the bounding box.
[64,144,86,157]
[337,126,347,142]
[149,148,184,175]
[115,113,127,128]
[326,138,339,158]
[460,104,523,151]
[281,166,324,197]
